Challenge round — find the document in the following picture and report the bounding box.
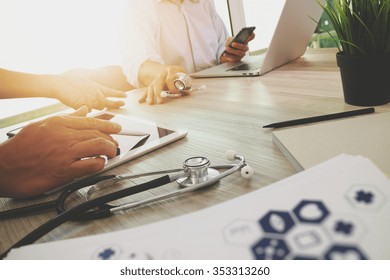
[6,154,390,260]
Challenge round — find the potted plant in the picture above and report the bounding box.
[318,0,390,106]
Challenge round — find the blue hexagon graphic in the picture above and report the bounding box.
[293,200,329,224]
[259,211,295,234]
[324,245,367,260]
[251,237,290,260]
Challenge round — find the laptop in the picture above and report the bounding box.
[190,0,325,78]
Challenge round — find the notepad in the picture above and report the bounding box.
[272,112,390,175]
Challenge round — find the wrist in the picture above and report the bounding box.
[41,74,59,99]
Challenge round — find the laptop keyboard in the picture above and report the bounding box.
[227,58,264,71]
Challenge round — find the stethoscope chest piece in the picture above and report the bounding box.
[177,156,219,188]
[174,72,192,92]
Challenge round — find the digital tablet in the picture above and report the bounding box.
[91,111,187,172]
[4,110,187,193]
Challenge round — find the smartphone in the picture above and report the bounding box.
[229,26,256,47]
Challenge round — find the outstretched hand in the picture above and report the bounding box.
[51,72,128,111]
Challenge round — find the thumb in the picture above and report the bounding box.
[69,105,89,117]
[226,37,233,47]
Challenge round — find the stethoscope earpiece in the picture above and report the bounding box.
[225,150,237,161]
[241,165,254,179]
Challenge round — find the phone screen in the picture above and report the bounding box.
[232,26,256,45]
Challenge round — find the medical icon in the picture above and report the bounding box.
[293,200,329,224]
[346,184,385,210]
[251,238,290,260]
[259,211,295,234]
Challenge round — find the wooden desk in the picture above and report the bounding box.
[1,48,389,255]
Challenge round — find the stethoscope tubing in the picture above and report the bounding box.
[0,175,173,260]
[0,155,248,259]
[111,164,239,213]
[0,200,56,220]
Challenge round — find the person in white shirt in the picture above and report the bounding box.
[121,0,255,105]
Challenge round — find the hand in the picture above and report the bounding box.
[220,32,256,64]
[51,71,128,111]
[0,106,122,198]
[138,65,187,105]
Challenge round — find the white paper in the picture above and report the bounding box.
[6,154,390,260]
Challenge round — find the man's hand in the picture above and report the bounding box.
[220,32,256,64]
[51,72,128,111]
[0,106,122,198]
[138,65,187,105]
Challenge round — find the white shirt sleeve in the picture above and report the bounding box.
[208,0,229,64]
[120,0,229,87]
[120,0,165,87]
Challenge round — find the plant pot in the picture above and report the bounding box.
[336,52,390,106]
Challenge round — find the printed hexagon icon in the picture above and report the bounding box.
[259,211,295,234]
[223,219,262,246]
[293,200,329,224]
[251,237,290,260]
[284,224,330,257]
[346,184,385,210]
[323,214,367,243]
[324,245,367,260]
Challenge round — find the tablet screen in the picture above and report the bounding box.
[94,112,175,159]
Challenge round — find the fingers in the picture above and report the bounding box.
[60,115,122,134]
[226,44,248,56]
[138,87,148,103]
[69,105,89,117]
[98,86,127,109]
[138,74,165,105]
[69,157,107,178]
[221,52,241,63]
[69,137,118,159]
[68,138,118,177]
[138,65,187,105]
[104,99,126,109]
[166,67,181,95]
[222,33,255,63]
[72,129,119,147]
[88,85,127,110]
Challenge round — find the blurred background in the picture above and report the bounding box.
[0,0,335,120]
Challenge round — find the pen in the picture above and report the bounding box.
[116,130,150,136]
[263,107,375,129]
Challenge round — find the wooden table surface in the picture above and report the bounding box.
[1,48,389,255]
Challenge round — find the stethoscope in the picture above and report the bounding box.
[160,72,207,98]
[0,151,253,259]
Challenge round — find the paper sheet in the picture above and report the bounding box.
[6,154,390,260]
